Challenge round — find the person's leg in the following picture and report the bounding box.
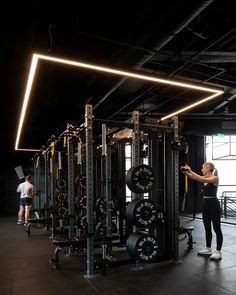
[18,206,24,222]
[202,201,212,248]
[17,198,26,224]
[198,200,212,255]
[24,206,31,223]
[211,200,223,251]
[24,198,33,224]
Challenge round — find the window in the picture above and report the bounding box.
[206,135,236,160]
[125,143,149,202]
[205,135,236,198]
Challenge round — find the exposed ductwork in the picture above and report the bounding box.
[94,0,215,112]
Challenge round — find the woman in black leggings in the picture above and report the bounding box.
[181,162,223,260]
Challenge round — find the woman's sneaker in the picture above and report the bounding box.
[198,247,212,256]
[210,250,222,260]
[17,220,23,225]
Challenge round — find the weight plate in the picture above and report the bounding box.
[126,199,157,227]
[96,198,118,220]
[126,164,156,193]
[95,221,118,235]
[126,231,159,263]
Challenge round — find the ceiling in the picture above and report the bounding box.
[2,0,236,166]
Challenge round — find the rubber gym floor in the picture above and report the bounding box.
[0,215,236,295]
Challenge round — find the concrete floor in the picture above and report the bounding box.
[0,215,236,295]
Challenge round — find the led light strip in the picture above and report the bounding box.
[15,53,224,150]
[15,55,39,150]
[17,148,40,152]
[160,92,222,121]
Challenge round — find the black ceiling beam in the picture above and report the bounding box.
[94,0,215,112]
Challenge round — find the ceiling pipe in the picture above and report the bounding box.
[117,112,236,121]
[94,0,215,112]
[170,28,236,77]
[152,50,236,63]
[113,27,236,117]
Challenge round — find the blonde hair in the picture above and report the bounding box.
[204,162,218,176]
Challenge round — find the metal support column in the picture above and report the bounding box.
[50,145,56,238]
[106,139,112,237]
[131,111,140,201]
[172,116,180,262]
[44,152,49,218]
[33,160,38,210]
[76,141,82,237]
[67,134,75,238]
[37,156,41,212]
[101,124,110,275]
[131,110,142,270]
[117,142,127,246]
[85,104,95,278]
[101,124,112,236]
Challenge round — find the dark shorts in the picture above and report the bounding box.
[19,197,33,207]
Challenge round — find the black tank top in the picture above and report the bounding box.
[202,182,218,197]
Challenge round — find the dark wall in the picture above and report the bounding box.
[179,135,205,214]
[0,167,19,215]
[5,168,19,214]
[183,118,236,136]
[1,153,34,215]
[0,170,7,214]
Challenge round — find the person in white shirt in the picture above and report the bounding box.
[16,175,35,225]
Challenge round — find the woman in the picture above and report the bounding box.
[181,162,223,260]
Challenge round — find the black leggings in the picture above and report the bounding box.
[202,198,223,251]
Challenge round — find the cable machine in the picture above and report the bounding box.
[27,104,187,276]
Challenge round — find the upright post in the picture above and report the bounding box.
[85,104,95,278]
[100,124,110,275]
[131,111,140,201]
[106,138,112,238]
[36,156,41,212]
[173,116,180,262]
[67,131,75,239]
[131,110,142,270]
[50,143,56,238]
[44,151,49,218]
[33,159,38,210]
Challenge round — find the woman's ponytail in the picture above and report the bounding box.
[213,168,218,176]
[205,162,218,175]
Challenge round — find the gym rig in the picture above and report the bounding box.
[27,104,194,278]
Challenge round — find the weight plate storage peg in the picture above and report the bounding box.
[56,178,67,190]
[126,199,158,227]
[126,231,159,263]
[74,174,86,190]
[79,174,86,190]
[126,164,156,193]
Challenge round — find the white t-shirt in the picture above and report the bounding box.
[17,181,34,199]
